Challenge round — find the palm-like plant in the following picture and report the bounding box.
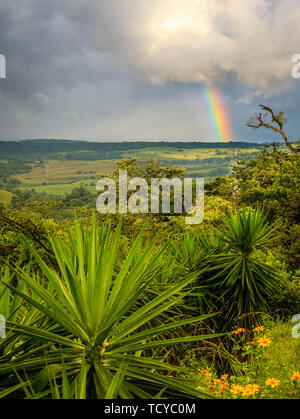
[0,219,217,399]
[169,231,224,317]
[202,208,281,329]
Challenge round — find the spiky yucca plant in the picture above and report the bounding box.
[171,208,281,331]
[203,208,281,329]
[0,219,217,399]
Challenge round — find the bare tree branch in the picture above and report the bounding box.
[247,105,299,154]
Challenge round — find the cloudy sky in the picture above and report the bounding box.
[0,0,299,142]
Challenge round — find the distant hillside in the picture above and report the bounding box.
[0,188,13,205]
[0,140,265,197]
[0,139,265,157]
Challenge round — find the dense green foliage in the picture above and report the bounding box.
[0,143,299,399]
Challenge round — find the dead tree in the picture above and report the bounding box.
[247,105,299,154]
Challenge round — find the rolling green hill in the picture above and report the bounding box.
[0,188,13,205]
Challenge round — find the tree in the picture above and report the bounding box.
[63,187,96,209]
[232,151,300,224]
[112,158,185,180]
[231,150,300,270]
[100,158,186,218]
[247,105,299,154]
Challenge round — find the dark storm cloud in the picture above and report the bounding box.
[0,1,107,98]
[0,0,299,141]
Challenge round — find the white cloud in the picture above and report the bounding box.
[64,0,300,90]
[236,90,264,105]
[31,92,51,106]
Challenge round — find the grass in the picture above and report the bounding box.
[119,147,260,161]
[13,160,116,195]
[250,319,300,398]
[22,180,97,195]
[0,188,13,205]
[184,320,300,399]
[13,160,117,185]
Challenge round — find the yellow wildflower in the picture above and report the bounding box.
[257,335,272,347]
[241,388,254,397]
[265,378,280,388]
[291,371,300,381]
[230,384,244,395]
[245,384,260,394]
[253,326,265,332]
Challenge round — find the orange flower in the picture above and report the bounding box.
[231,328,246,335]
[199,369,214,379]
[199,369,207,375]
[265,378,280,388]
[257,335,272,347]
[240,384,260,396]
[291,390,297,397]
[291,371,300,381]
[230,383,260,396]
[253,326,265,332]
[221,374,229,380]
[218,380,227,391]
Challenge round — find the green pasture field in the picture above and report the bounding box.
[14,159,116,183]
[0,188,13,204]
[119,146,259,160]
[8,146,261,196]
[23,179,98,195]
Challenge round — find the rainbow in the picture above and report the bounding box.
[201,86,233,143]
